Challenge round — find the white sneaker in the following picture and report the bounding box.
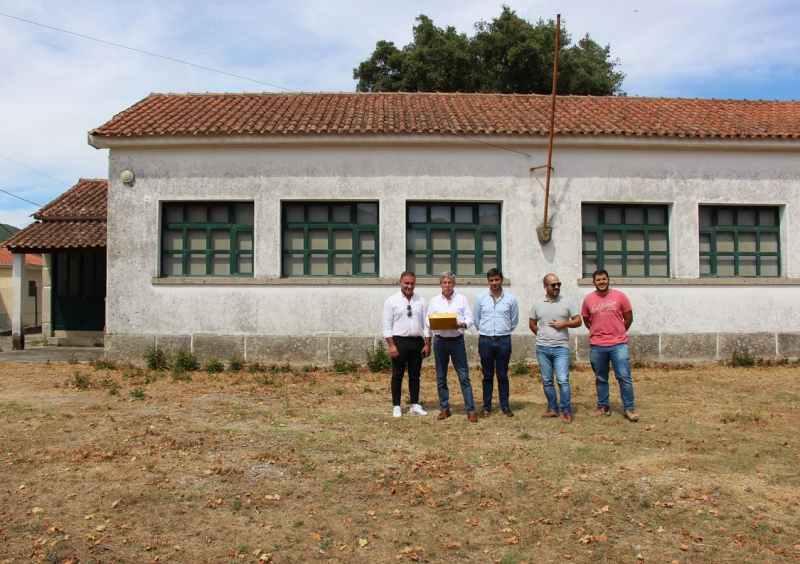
[409,404,428,416]
[393,406,402,418]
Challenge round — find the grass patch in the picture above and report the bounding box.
[205,358,224,374]
[332,359,358,374]
[144,345,169,371]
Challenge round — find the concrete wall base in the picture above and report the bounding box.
[104,332,800,365]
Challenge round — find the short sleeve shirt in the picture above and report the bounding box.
[529,295,579,347]
[581,289,632,346]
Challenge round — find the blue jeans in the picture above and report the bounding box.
[434,337,475,414]
[536,345,571,414]
[478,336,511,411]
[590,343,635,411]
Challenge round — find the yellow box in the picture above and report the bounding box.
[429,313,458,330]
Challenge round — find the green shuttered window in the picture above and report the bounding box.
[699,206,780,277]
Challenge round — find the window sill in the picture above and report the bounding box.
[577,277,800,286]
[152,276,502,286]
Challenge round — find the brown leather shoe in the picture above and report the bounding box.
[591,405,611,417]
[502,408,514,418]
[436,410,451,420]
[541,410,558,418]
[481,410,491,418]
[467,412,479,422]
[562,413,572,424]
[624,410,639,422]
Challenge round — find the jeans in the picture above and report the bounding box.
[590,343,635,411]
[536,345,571,414]
[390,336,424,406]
[433,337,475,414]
[478,336,511,411]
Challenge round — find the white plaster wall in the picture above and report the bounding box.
[105,141,800,337]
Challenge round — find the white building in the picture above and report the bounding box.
[87,92,800,363]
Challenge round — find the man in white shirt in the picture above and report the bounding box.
[424,272,478,422]
[382,271,431,418]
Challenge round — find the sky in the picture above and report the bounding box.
[1,0,799,229]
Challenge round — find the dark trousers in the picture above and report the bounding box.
[478,336,512,411]
[391,336,424,406]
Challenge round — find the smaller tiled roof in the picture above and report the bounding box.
[35,178,107,220]
[90,92,800,141]
[2,220,106,251]
[0,247,42,266]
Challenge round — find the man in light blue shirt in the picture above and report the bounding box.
[473,268,519,417]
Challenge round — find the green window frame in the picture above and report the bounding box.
[699,206,780,277]
[582,204,669,278]
[406,203,501,277]
[161,202,254,277]
[282,202,379,277]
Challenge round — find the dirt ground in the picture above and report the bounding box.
[0,359,798,563]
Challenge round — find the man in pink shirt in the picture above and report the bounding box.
[581,270,639,422]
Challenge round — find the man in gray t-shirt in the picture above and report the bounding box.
[529,273,582,423]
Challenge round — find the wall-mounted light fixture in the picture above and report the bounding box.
[120,170,135,184]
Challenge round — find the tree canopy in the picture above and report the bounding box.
[353,7,625,96]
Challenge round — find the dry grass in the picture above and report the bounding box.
[0,359,798,563]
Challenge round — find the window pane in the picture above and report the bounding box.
[211,255,229,275]
[408,206,426,223]
[309,206,328,222]
[333,255,352,275]
[432,254,451,274]
[760,256,779,277]
[603,230,622,252]
[431,230,451,250]
[648,207,666,225]
[286,205,304,222]
[699,207,712,228]
[431,206,451,223]
[187,205,206,223]
[162,254,182,277]
[699,256,711,276]
[717,257,735,277]
[455,230,475,250]
[739,232,756,253]
[649,256,668,277]
[481,232,498,252]
[627,255,645,276]
[718,209,735,226]
[649,231,668,252]
[738,209,756,226]
[717,232,734,253]
[210,205,228,223]
[237,231,253,251]
[407,229,427,251]
[283,229,304,251]
[627,230,645,252]
[359,255,376,275]
[583,255,597,276]
[359,231,375,251]
[309,254,328,275]
[699,233,711,253]
[454,206,472,223]
[188,254,206,275]
[333,229,352,250]
[164,205,183,223]
[406,254,427,276]
[479,204,500,225]
[332,205,350,223]
[188,229,206,250]
[605,255,622,276]
[482,255,498,273]
[605,207,622,224]
[211,230,230,251]
[237,254,253,275]
[309,229,328,250]
[739,256,756,276]
[626,208,644,224]
[760,232,778,253]
[582,205,598,226]
[283,255,304,276]
[357,203,378,225]
[582,232,597,252]
[759,208,776,226]
[163,229,183,250]
[455,256,476,276]
[235,203,254,225]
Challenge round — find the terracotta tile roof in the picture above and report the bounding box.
[90,92,800,141]
[2,220,106,251]
[0,247,42,266]
[35,178,107,220]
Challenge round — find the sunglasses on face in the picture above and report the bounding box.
[407,305,412,317]
[546,282,562,288]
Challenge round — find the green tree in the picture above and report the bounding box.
[354,6,625,95]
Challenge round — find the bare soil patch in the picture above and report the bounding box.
[0,360,798,563]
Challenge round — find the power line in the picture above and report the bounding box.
[0,153,71,187]
[0,12,299,93]
[0,187,43,208]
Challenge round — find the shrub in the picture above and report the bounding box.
[144,345,169,371]
[99,377,119,395]
[73,372,90,390]
[173,349,199,372]
[732,350,756,368]
[511,358,530,376]
[171,370,192,382]
[229,357,243,373]
[205,358,224,374]
[130,387,146,400]
[90,358,118,370]
[248,362,265,374]
[333,359,358,374]
[366,342,392,373]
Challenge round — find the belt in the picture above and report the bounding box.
[393,335,423,339]
[479,335,510,340]
[436,335,464,341]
